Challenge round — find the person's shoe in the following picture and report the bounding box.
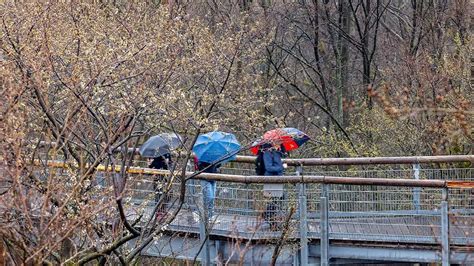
[259,221,271,230]
[209,215,222,225]
[186,213,196,225]
[192,211,200,223]
[155,211,168,221]
[270,224,280,231]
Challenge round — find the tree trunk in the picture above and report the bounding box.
[312,0,332,130]
[337,0,351,127]
[362,0,372,109]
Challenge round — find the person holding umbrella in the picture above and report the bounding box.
[139,133,182,219]
[251,128,310,230]
[193,131,241,222]
[196,160,221,220]
[148,153,171,218]
[261,143,285,230]
[148,153,171,170]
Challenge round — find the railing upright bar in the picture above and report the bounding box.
[245,184,251,210]
[297,165,308,266]
[320,184,329,266]
[441,188,450,266]
[413,163,421,212]
[199,192,210,266]
[187,157,209,266]
[198,218,210,265]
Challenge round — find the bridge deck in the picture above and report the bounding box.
[131,208,473,245]
[124,167,473,251]
[30,159,474,264]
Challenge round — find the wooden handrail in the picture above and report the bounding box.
[33,159,474,188]
[235,155,474,166]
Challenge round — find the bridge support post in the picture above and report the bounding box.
[320,184,329,266]
[199,192,210,266]
[412,163,421,212]
[297,165,308,266]
[441,188,450,266]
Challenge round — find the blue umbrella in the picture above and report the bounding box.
[193,131,241,163]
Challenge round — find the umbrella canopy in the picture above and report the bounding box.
[250,127,310,154]
[139,133,182,158]
[193,131,241,163]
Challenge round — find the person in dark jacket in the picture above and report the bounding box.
[149,154,170,170]
[262,144,285,230]
[197,161,221,220]
[255,149,266,176]
[148,154,172,218]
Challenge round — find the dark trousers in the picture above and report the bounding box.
[264,196,283,229]
[153,175,169,212]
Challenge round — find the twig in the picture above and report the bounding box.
[270,207,295,266]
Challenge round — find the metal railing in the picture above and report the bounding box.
[34,155,473,265]
[122,165,473,266]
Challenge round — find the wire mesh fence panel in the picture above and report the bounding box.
[449,187,474,245]
[316,185,445,244]
[99,165,473,244]
[207,182,300,239]
[29,152,473,257]
[122,174,301,239]
[312,185,472,245]
[305,167,473,180]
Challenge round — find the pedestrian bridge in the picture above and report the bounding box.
[118,155,473,265]
[45,155,474,265]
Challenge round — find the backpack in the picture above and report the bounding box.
[255,151,265,175]
[193,156,199,171]
[265,150,283,174]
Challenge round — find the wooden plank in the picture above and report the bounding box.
[351,218,365,236]
[138,207,473,245]
[330,220,342,234]
[399,219,410,236]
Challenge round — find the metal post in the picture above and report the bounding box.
[186,161,196,210]
[293,252,299,266]
[199,189,210,266]
[297,165,308,266]
[198,219,210,265]
[441,188,450,266]
[217,240,223,265]
[412,163,421,212]
[320,184,329,266]
[245,184,251,210]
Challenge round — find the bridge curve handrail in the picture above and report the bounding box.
[235,155,474,165]
[36,159,474,188]
[192,172,449,187]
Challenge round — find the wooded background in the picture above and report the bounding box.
[1,0,472,264]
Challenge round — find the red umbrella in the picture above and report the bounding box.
[250,128,310,155]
